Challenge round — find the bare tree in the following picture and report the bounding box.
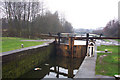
[1,0,73,38]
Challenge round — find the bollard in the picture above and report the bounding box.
[114,75,120,80]
[105,49,108,53]
[21,44,24,48]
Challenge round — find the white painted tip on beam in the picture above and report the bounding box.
[74,40,86,45]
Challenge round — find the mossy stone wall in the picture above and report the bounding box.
[2,42,55,78]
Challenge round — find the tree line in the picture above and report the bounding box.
[1,1,73,38]
[92,19,120,37]
[103,20,120,37]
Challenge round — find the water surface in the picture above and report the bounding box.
[20,56,84,79]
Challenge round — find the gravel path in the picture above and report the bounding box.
[96,39,120,46]
[108,39,120,44]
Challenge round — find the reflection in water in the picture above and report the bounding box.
[20,56,84,79]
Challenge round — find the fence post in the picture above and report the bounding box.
[55,37,57,44]
[71,37,74,58]
[69,37,71,51]
[86,33,89,55]
[68,37,74,58]
[57,33,61,45]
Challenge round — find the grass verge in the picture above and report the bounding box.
[96,45,120,76]
[114,39,120,42]
[2,37,46,52]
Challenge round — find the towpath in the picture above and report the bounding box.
[21,39,55,42]
[74,40,115,79]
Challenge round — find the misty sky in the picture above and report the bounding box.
[45,0,119,29]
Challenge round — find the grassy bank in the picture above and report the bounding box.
[96,45,120,76]
[2,37,46,52]
[115,39,120,42]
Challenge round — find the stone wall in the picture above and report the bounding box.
[2,42,55,78]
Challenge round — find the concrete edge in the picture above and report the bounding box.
[73,45,97,78]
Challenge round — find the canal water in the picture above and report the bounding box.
[20,56,84,79]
